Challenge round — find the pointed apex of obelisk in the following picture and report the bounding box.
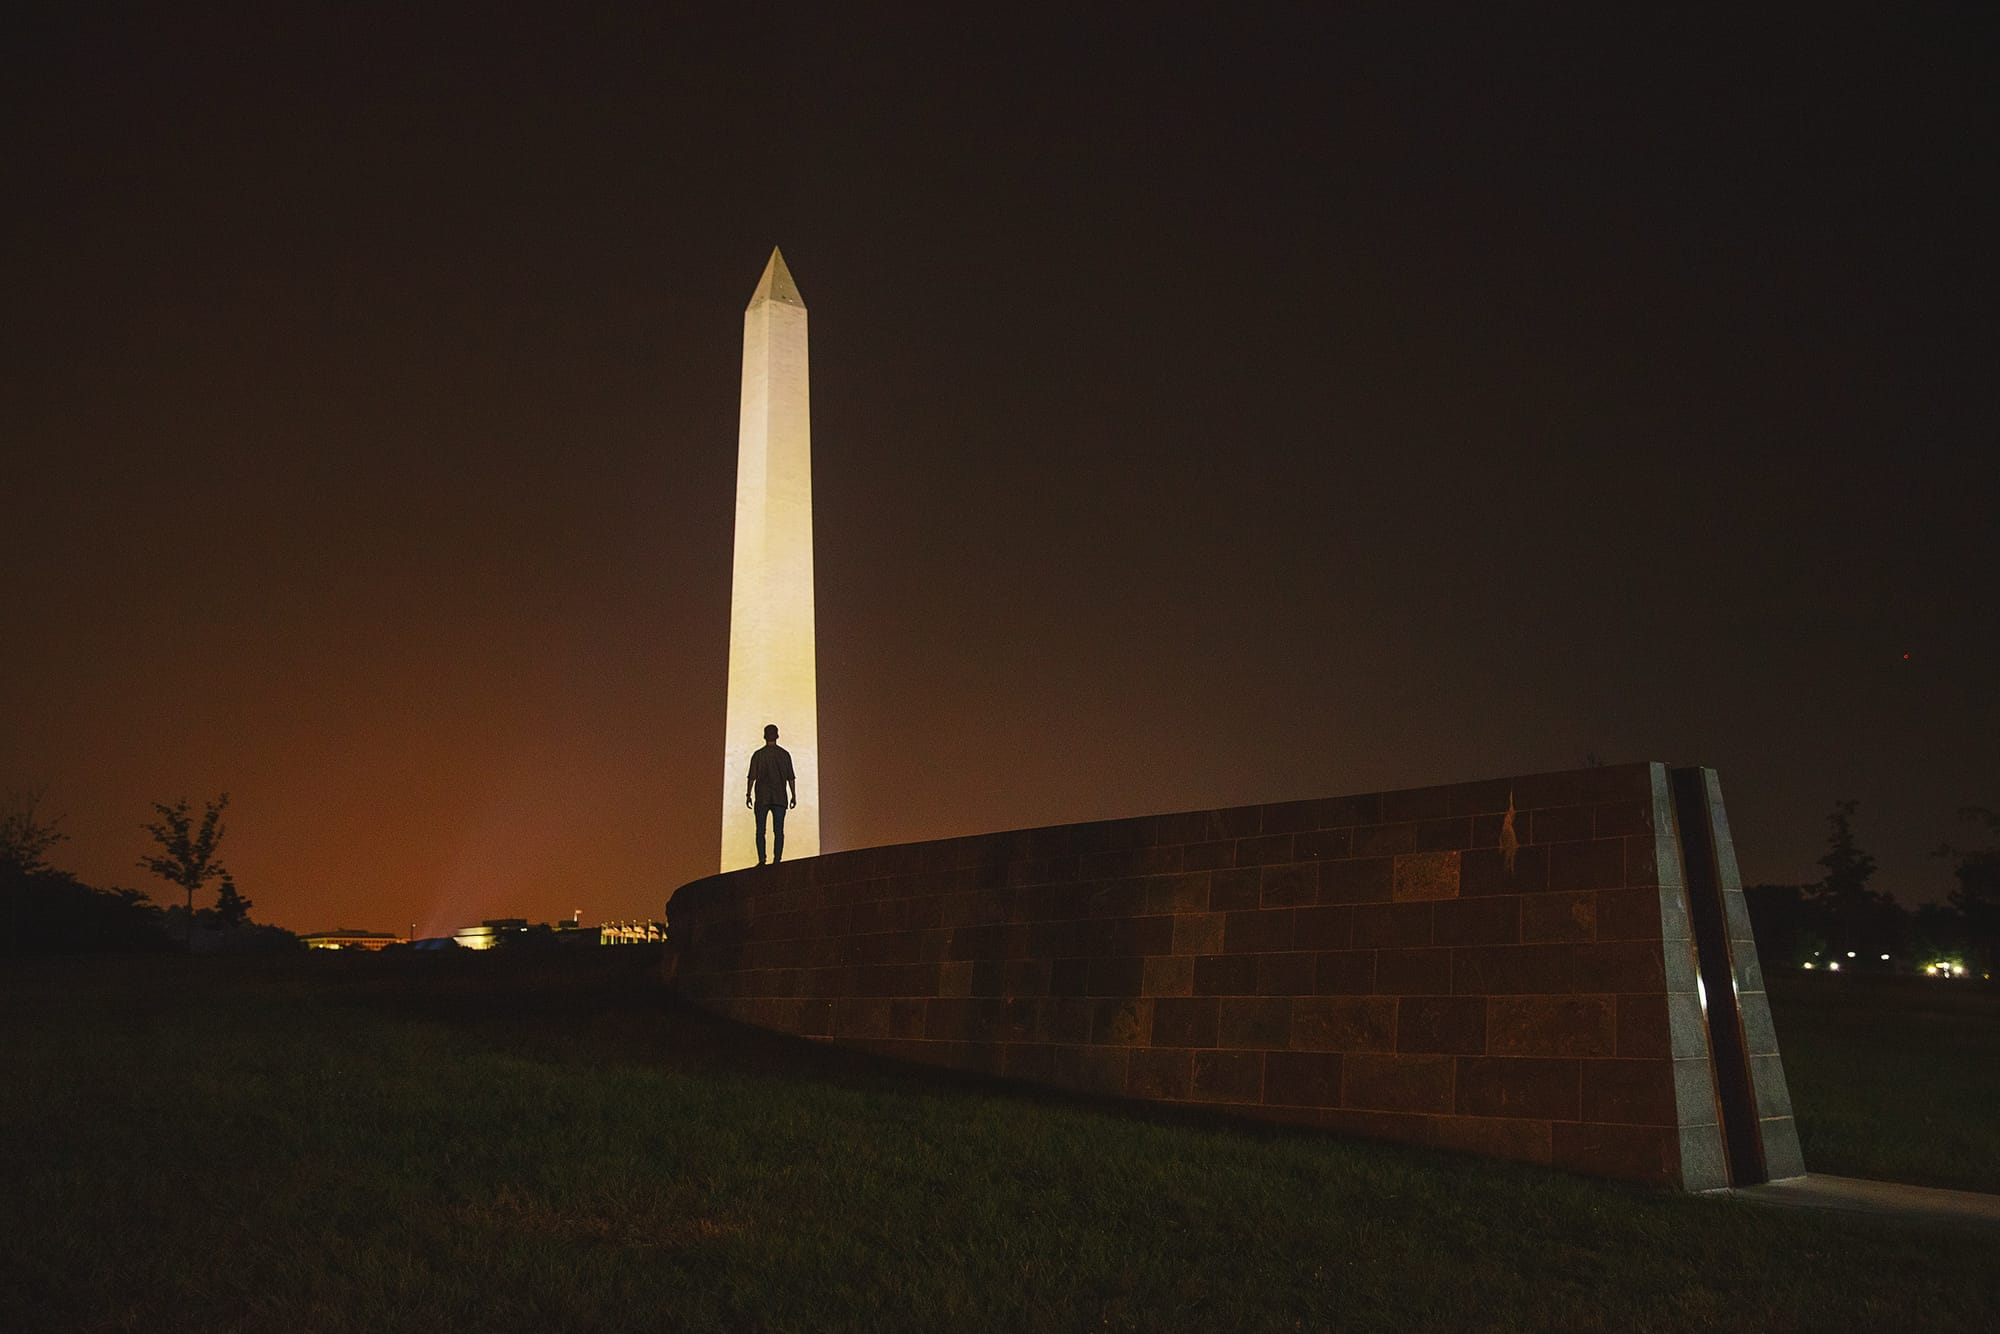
[748,247,804,309]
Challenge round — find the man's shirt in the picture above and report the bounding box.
[748,743,796,807]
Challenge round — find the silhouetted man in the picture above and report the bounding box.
[745,723,797,865]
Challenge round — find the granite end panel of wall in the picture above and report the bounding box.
[667,763,1735,1190]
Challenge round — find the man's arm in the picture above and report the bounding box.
[746,755,755,808]
[787,776,798,810]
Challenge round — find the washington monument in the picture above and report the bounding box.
[720,248,820,870]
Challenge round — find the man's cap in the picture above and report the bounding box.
[763,724,779,738]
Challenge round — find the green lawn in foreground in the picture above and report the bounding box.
[1765,970,2000,1194]
[1,953,1994,1334]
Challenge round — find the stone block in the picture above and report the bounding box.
[1315,950,1376,994]
[1342,1053,1455,1114]
[1261,862,1318,907]
[1451,944,1574,995]
[1320,857,1394,904]
[1750,1053,1795,1119]
[1529,805,1594,844]
[1235,834,1296,867]
[1183,840,1234,871]
[995,997,1042,1043]
[938,960,974,999]
[1172,912,1225,956]
[1223,908,1296,953]
[1455,1057,1580,1120]
[1737,994,1779,1057]
[1091,997,1153,1046]
[1256,952,1316,996]
[923,997,990,1042]
[1760,1117,1806,1181]
[1209,868,1262,911]
[1193,954,1257,996]
[797,999,834,1037]
[1293,906,1353,950]
[1520,891,1595,943]
[1191,1049,1264,1103]
[1396,996,1488,1054]
[1141,954,1194,997]
[1294,828,1352,860]
[1374,947,1453,995]
[1573,940,1666,993]
[1581,1058,1678,1125]
[1125,1046,1193,1100]
[1659,936,1700,994]
[1673,1056,1719,1126]
[1141,872,1211,915]
[1047,998,1094,1044]
[1613,993,1668,1059]
[1593,887,1664,941]
[1417,817,1474,851]
[1667,990,1708,1061]
[1264,1051,1343,1107]
[1353,823,1419,856]
[1488,995,1616,1058]
[1547,839,1627,892]
[1352,902,1435,949]
[1008,960,1056,1000]
[1393,850,1462,901]
[1434,895,1522,946]
[1151,996,1220,1048]
[1218,996,1292,1049]
[1293,995,1396,1053]
[1593,799,1654,838]
[1085,956,1144,996]
[1461,845,1550,896]
[1678,1123,1729,1191]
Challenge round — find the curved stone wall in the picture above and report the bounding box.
[665,762,1800,1189]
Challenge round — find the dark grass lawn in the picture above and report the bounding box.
[1766,970,2000,1194]
[2,953,1994,1334]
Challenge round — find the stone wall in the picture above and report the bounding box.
[666,762,1800,1190]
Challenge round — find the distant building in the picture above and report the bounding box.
[445,917,664,949]
[302,929,403,951]
[453,918,529,951]
[600,919,665,945]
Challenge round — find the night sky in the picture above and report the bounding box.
[5,6,1991,936]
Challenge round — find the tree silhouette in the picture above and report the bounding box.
[1809,799,1897,957]
[139,795,230,947]
[1939,806,2000,970]
[211,874,252,929]
[4,788,71,956]
[1,787,68,877]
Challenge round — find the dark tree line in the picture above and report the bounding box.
[1745,801,2000,976]
[2,788,296,957]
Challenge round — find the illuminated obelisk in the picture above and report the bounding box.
[719,247,820,870]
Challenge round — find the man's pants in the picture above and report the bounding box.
[755,801,787,863]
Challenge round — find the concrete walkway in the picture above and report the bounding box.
[1730,1173,2000,1230]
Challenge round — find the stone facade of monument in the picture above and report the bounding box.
[666,762,1801,1190]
